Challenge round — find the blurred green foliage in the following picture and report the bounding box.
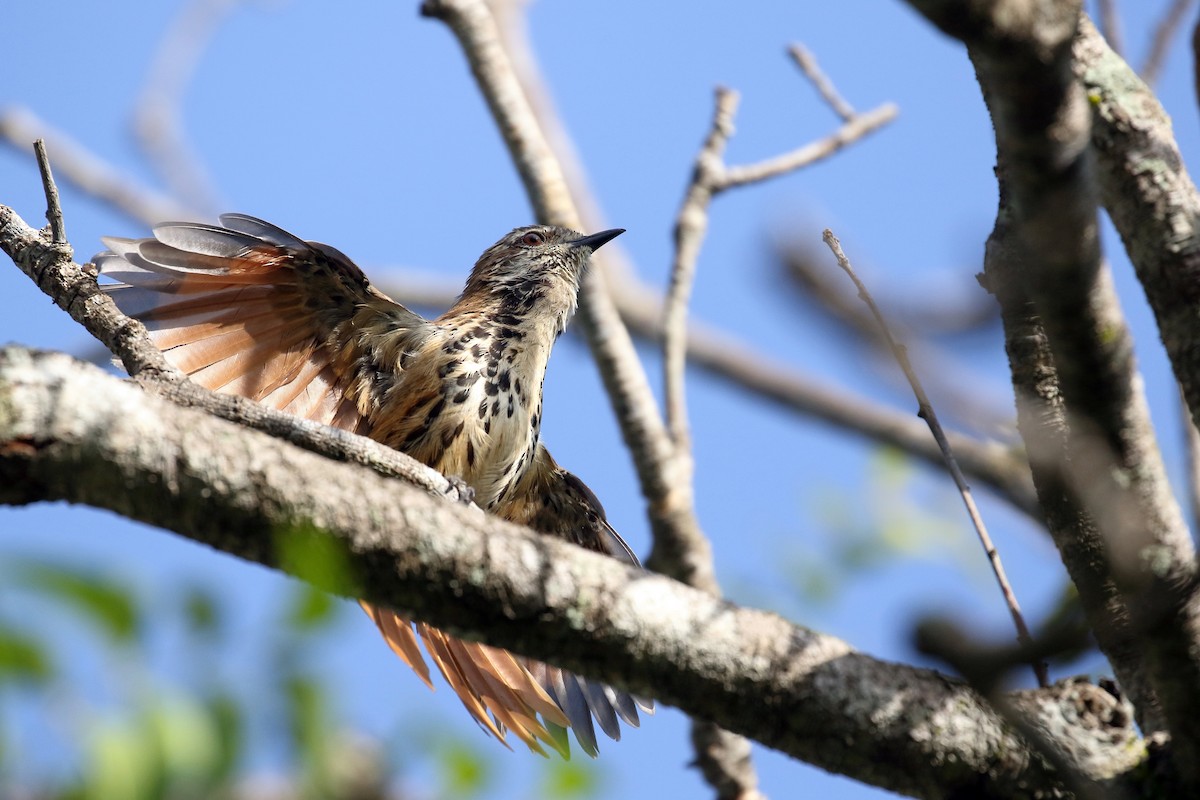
[737,446,980,611]
[0,546,603,800]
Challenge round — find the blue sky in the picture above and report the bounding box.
[2,1,1197,797]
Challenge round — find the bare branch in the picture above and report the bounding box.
[664,87,738,453]
[33,140,65,246]
[788,44,857,122]
[638,299,1042,515]
[690,724,766,800]
[823,229,1045,687]
[0,107,199,224]
[1184,389,1200,530]
[718,104,897,190]
[1141,0,1196,87]
[904,2,1200,781]
[777,243,1014,439]
[1194,14,1200,111]
[1075,16,1200,475]
[0,345,1143,799]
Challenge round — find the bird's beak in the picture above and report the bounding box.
[570,228,624,252]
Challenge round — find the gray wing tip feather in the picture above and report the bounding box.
[218,213,309,249]
[547,669,599,757]
[151,222,262,258]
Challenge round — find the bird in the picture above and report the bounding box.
[93,214,650,758]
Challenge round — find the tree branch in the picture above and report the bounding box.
[905,0,1200,781]
[0,345,1143,799]
[1075,16,1200,456]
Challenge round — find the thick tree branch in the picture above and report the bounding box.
[0,346,1143,799]
[905,0,1200,781]
[1075,17,1200,454]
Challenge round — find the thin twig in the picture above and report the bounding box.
[788,44,856,121]
[1141,0,1197,87]
[664,87,739,451]
[823,229,1045,687]
[777,243,1015,438]
[719,104,896,190]
[1096,0,1124,55]
[33,140,66,245]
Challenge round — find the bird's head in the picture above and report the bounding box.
[458,225,623,335]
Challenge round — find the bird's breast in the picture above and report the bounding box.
[371,329,546,511]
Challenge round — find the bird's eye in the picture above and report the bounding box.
[521,231,546,246]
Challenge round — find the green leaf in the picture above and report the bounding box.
[273,523,356,596]
[147,693,223,790]
[0,624,53,685]
[10,561,139,645]
[283,673,334,793]
[206,692,243,786]
[283,584,340,634]
[436,739,491,798]
[180,586,222,640]
[540,758,602,799]
[81,716,160,800]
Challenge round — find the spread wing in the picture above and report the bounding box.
[95,213,429,431]
[94,215,647,757]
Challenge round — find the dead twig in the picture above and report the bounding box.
[823,228,1045,687]
[33,140,66,246]
[788,44,856,121]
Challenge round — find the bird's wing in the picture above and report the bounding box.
[370,445,654,758]
[497,445,655,756]
[95,213,431,431]
[95,216,602,758]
